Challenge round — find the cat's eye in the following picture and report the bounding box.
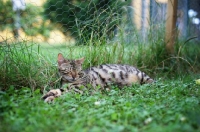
[78,72,83,76]
[60,69,66,72]
[63,71,70,74]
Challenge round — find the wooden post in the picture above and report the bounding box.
[165,0,178,54]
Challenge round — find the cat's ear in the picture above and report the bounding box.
[76,57,84,64]
[57,53,66,66]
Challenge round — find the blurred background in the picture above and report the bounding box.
[0,0,199,44]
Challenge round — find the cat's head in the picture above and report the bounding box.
[57,53,84,82]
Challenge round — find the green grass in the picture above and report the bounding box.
[0,78,200,132]
[0,42,57,91]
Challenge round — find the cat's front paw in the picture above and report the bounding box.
[41,89,63,103]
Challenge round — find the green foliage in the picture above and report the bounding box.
[44,0,130,44]
[0,1,51,37]
[0,1,14,30]
[0,79,200,131]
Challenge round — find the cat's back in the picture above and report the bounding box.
[84,64,154,86]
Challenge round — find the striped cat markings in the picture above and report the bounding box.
[42,53,154,102]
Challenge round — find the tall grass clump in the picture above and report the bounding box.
[129,38,200,78]
[174,39,200,72]
[0,41,58,91]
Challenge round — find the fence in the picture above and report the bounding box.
[0,0,200,44]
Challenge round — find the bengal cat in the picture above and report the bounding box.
[42,53,154,102]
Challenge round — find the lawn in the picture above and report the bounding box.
[0,42,200,132]
[0,78,200,132]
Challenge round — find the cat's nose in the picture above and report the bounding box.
[72,77,76,81]
[71,74,76,81]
